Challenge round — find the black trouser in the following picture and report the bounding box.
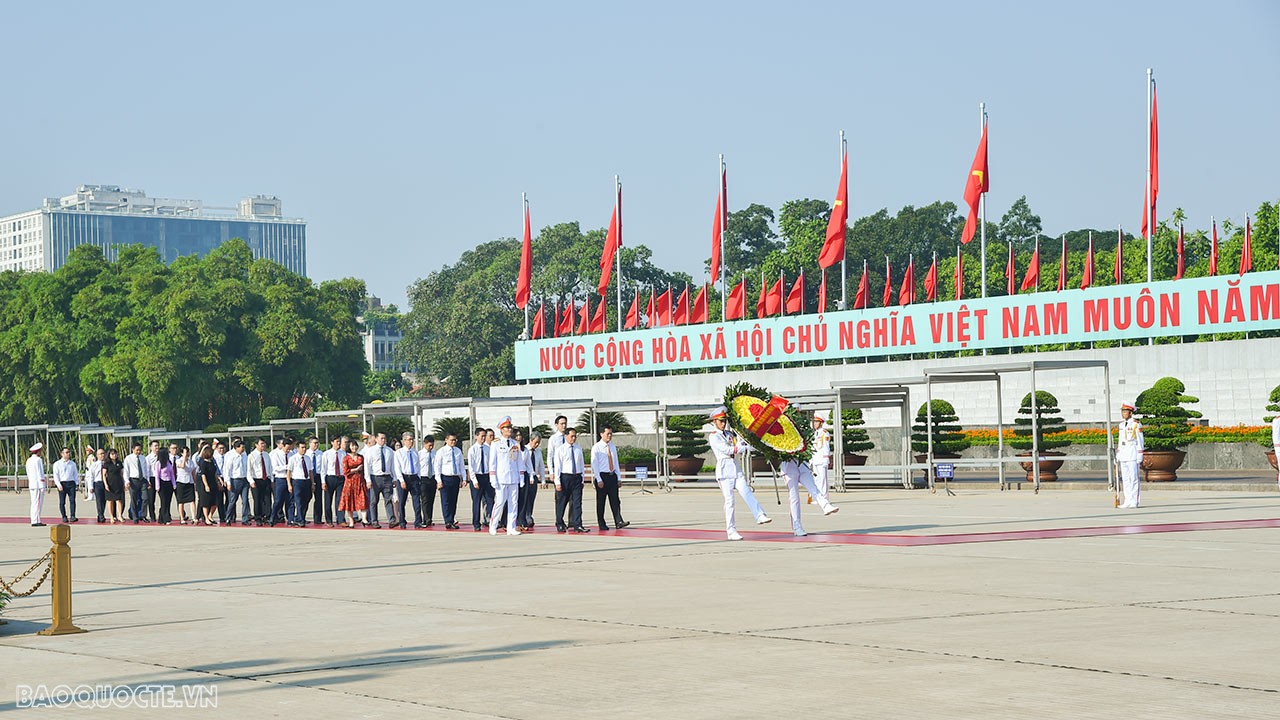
[370,474,396,524]
[58,481,77,520]
[396,474,418,527]
[471,473,494,529]
[217,480,229,522]
[519,479,538,527]
[420,476,437,525]
[595,471,624,528]
[157,483,174,524]
[129,479,147,520]
[556,473,584,530]
[290,477,312,525]
[144,480,156,520]
[323,475,344,524]
[311,474,324,524]
[252,479,273,523]
[440,475,461,525]
[93,480,107,521]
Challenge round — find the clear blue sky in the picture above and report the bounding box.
[3,1,1276,306]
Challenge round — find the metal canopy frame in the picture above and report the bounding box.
[832,377,928,490]
[593,400,664,491]
[658,402,722,483]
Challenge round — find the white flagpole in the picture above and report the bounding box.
[522,192,529,338]
[1146,69,1154,284]
[615,175,622,332]
[840,130,847,311]
[979,102,988,299]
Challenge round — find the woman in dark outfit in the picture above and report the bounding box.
[196,445,221,526]
[103,448,127,524]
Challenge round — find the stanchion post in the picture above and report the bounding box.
[37,524,85,636]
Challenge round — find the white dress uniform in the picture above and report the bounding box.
[1116,414,1145,509]
[779,460,839,536]
[26,448,46,524]
[489,422,525,535]
[811,421,832,497]
[707,423,770,540]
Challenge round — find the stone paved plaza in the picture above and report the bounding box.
[1,485,1278,718]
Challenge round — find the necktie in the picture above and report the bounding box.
[480,446,487,474]
[260,453,267,483]
[381,448,389,475]
[409,449,416,475]
[607,444,615,472]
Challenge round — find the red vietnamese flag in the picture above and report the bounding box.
[1021,239,1040,292]
[786,271,805,314]
[657,288,673,326]
[644,291,656,327]
[756,275,768,319]
[1056,235,1067,292]
[765,277,784,316]
[624,291,639,330]
[516,202,532,309]
[725,279,747,321]
[559,300,575,336]
[531,301,544,339]
[1141,84,1159,240]
[710,168,726,283]
[591,296,606,332]
[673,285,690,325]
[598,201,620,296]
[1114,227,1125,285]
[1004,243,1016,295]
[1240,217,1253,275]
[818,151,848,268]
[1210,219,1219,276]
[577,297,591,335]
[961,120,989,244]
[1175,223,1185,280]
[954,248,964,300]
[881,258,893,307]
[924,254,938,301]
[853,261,869,310]
[691,284,708,323]
[898,257,914,306]
[817,268,827,314]
[1081,235,1095,290]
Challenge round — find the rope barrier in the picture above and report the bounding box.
[0,550,53,598]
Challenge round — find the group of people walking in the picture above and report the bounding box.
[21,411,845,539]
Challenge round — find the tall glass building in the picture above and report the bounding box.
[0,185,306,275]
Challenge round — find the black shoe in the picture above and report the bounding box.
[97,517,106,523]
[599,524,610,531]
[69,517,79,523]
[617,520,630,529]
[61,517,69,523]
[32,522,47,527]
[572,526,590,534]
[425,521,435,527]
[556,525,567,533]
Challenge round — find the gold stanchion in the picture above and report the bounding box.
[37,524,85,636]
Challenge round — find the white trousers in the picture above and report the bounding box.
[812,462,829,497]
[717,475,765,534]
[491,483,520,532]
[1119,460,1141,508]
[782,464,834,532]
[29,487,44,524]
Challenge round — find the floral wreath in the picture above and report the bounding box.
[722,382,814,466]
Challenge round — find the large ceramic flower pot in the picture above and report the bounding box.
[1140,449,1187,482]
[842,454,867,467]
[750,455,772,473]
[667,456,703,480]
[1266,449,1277,471]
[1017,451,1066,482]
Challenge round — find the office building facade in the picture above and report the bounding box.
[0,185,306,275]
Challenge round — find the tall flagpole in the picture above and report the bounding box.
[839,130,848,310]
[720,154,727,322]
[522,192,529,338]
[1146,68,1154,284]
[979,102,988,298]
[615,175,623,332]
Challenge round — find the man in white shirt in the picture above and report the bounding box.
[27,443,48,526]
[223,439,251,525]
[418,435,437,527]
[123,443,148,524]
[1116,403,1145,509]
[488,418,525,536]
[708,406,771,540]
[304,437,324,525]
[247,438,272,526]
[269,437,293,526]
[434,433,465,529]
[518,432,544,530]
[142,439,160,522]
[212,440,228,522]
[361,433,397,528]
[52,446,81,523]
[393,431,423,529]
[591,427,629,531]
[321,436,347,527]
[467,428,495,531]
[86,447,106,523]
[546,415,568,487]
[555,428,589,533]
[285,440,313,527]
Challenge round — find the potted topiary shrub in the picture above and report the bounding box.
[1262,384,1280,471]
[666,414,710,479]
[617,445,657,473]
[911,400,971,481]
[841,408,875,466]
[1010,391,1070,481]
[1135,376,1202,481]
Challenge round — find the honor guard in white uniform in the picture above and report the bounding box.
[1116,403,1145,509]
[489,417,525,535]
[707,406,771,540]
[810,413,832,499]
[779,459,839,536]
[26,443,47,526]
